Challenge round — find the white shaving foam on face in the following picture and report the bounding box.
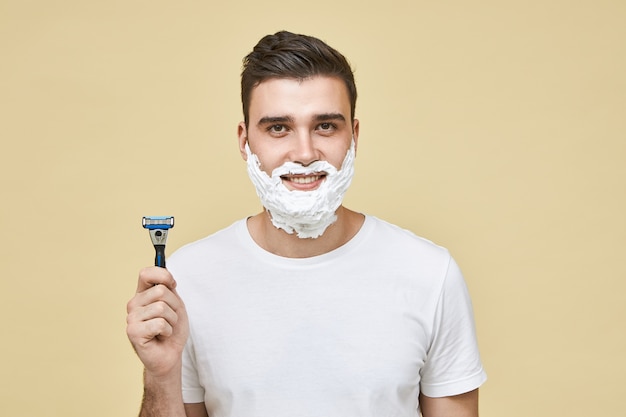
[245,140,356,239]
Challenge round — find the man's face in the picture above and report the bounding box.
[238,76,359,192]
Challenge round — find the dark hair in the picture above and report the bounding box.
[241,31,357,127]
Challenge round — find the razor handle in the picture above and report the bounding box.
[154,244,166,268]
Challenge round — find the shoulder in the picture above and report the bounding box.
[365,215,451,260]
[167,219,246,273]
[354,215,456,288]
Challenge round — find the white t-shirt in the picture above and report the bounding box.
[169,215,486,417]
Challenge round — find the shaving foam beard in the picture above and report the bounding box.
[245,140,356,239]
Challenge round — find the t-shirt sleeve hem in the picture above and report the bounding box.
[182,388,205,404]
[420,369,487,398]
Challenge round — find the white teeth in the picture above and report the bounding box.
[290,176,321,184]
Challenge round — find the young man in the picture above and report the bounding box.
[126,31,486,417]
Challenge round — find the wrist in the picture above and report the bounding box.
[144,360,183,387]
[141,364,186,417]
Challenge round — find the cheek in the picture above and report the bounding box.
[254,154,280,176]
[328,145,353,170]
[247,143,275,173]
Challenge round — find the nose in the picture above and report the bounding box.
[290,132,319,166]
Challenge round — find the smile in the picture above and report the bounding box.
[281,174,326,185]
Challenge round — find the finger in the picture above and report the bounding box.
[136,266,177,293]
[128,300,179,329]
[127,283,184,314]
[127,317,174,347]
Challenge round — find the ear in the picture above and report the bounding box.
[352,118,360,155]
[237,122,248,161]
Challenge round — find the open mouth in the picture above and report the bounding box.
[281,173,326,186]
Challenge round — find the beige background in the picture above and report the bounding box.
[1,0,624,416]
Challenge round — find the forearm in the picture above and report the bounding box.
[419,389,479,417]
[139,365,186,417]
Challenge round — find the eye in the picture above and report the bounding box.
[267,124,290,136]
[317,122,337,133]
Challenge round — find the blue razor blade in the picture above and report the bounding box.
[142,216,175,229]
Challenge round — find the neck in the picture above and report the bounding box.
[246,206,365,258]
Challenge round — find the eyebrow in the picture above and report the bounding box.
[314,113,346,122]
[256,113,346,127]
[257,115,294,126]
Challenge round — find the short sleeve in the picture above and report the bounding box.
[419,257,487,397]
[181,336,206,403]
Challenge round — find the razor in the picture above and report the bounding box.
[142,216,175,268]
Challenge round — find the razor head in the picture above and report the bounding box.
[142,216,175,230]
[143,215,174,246]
